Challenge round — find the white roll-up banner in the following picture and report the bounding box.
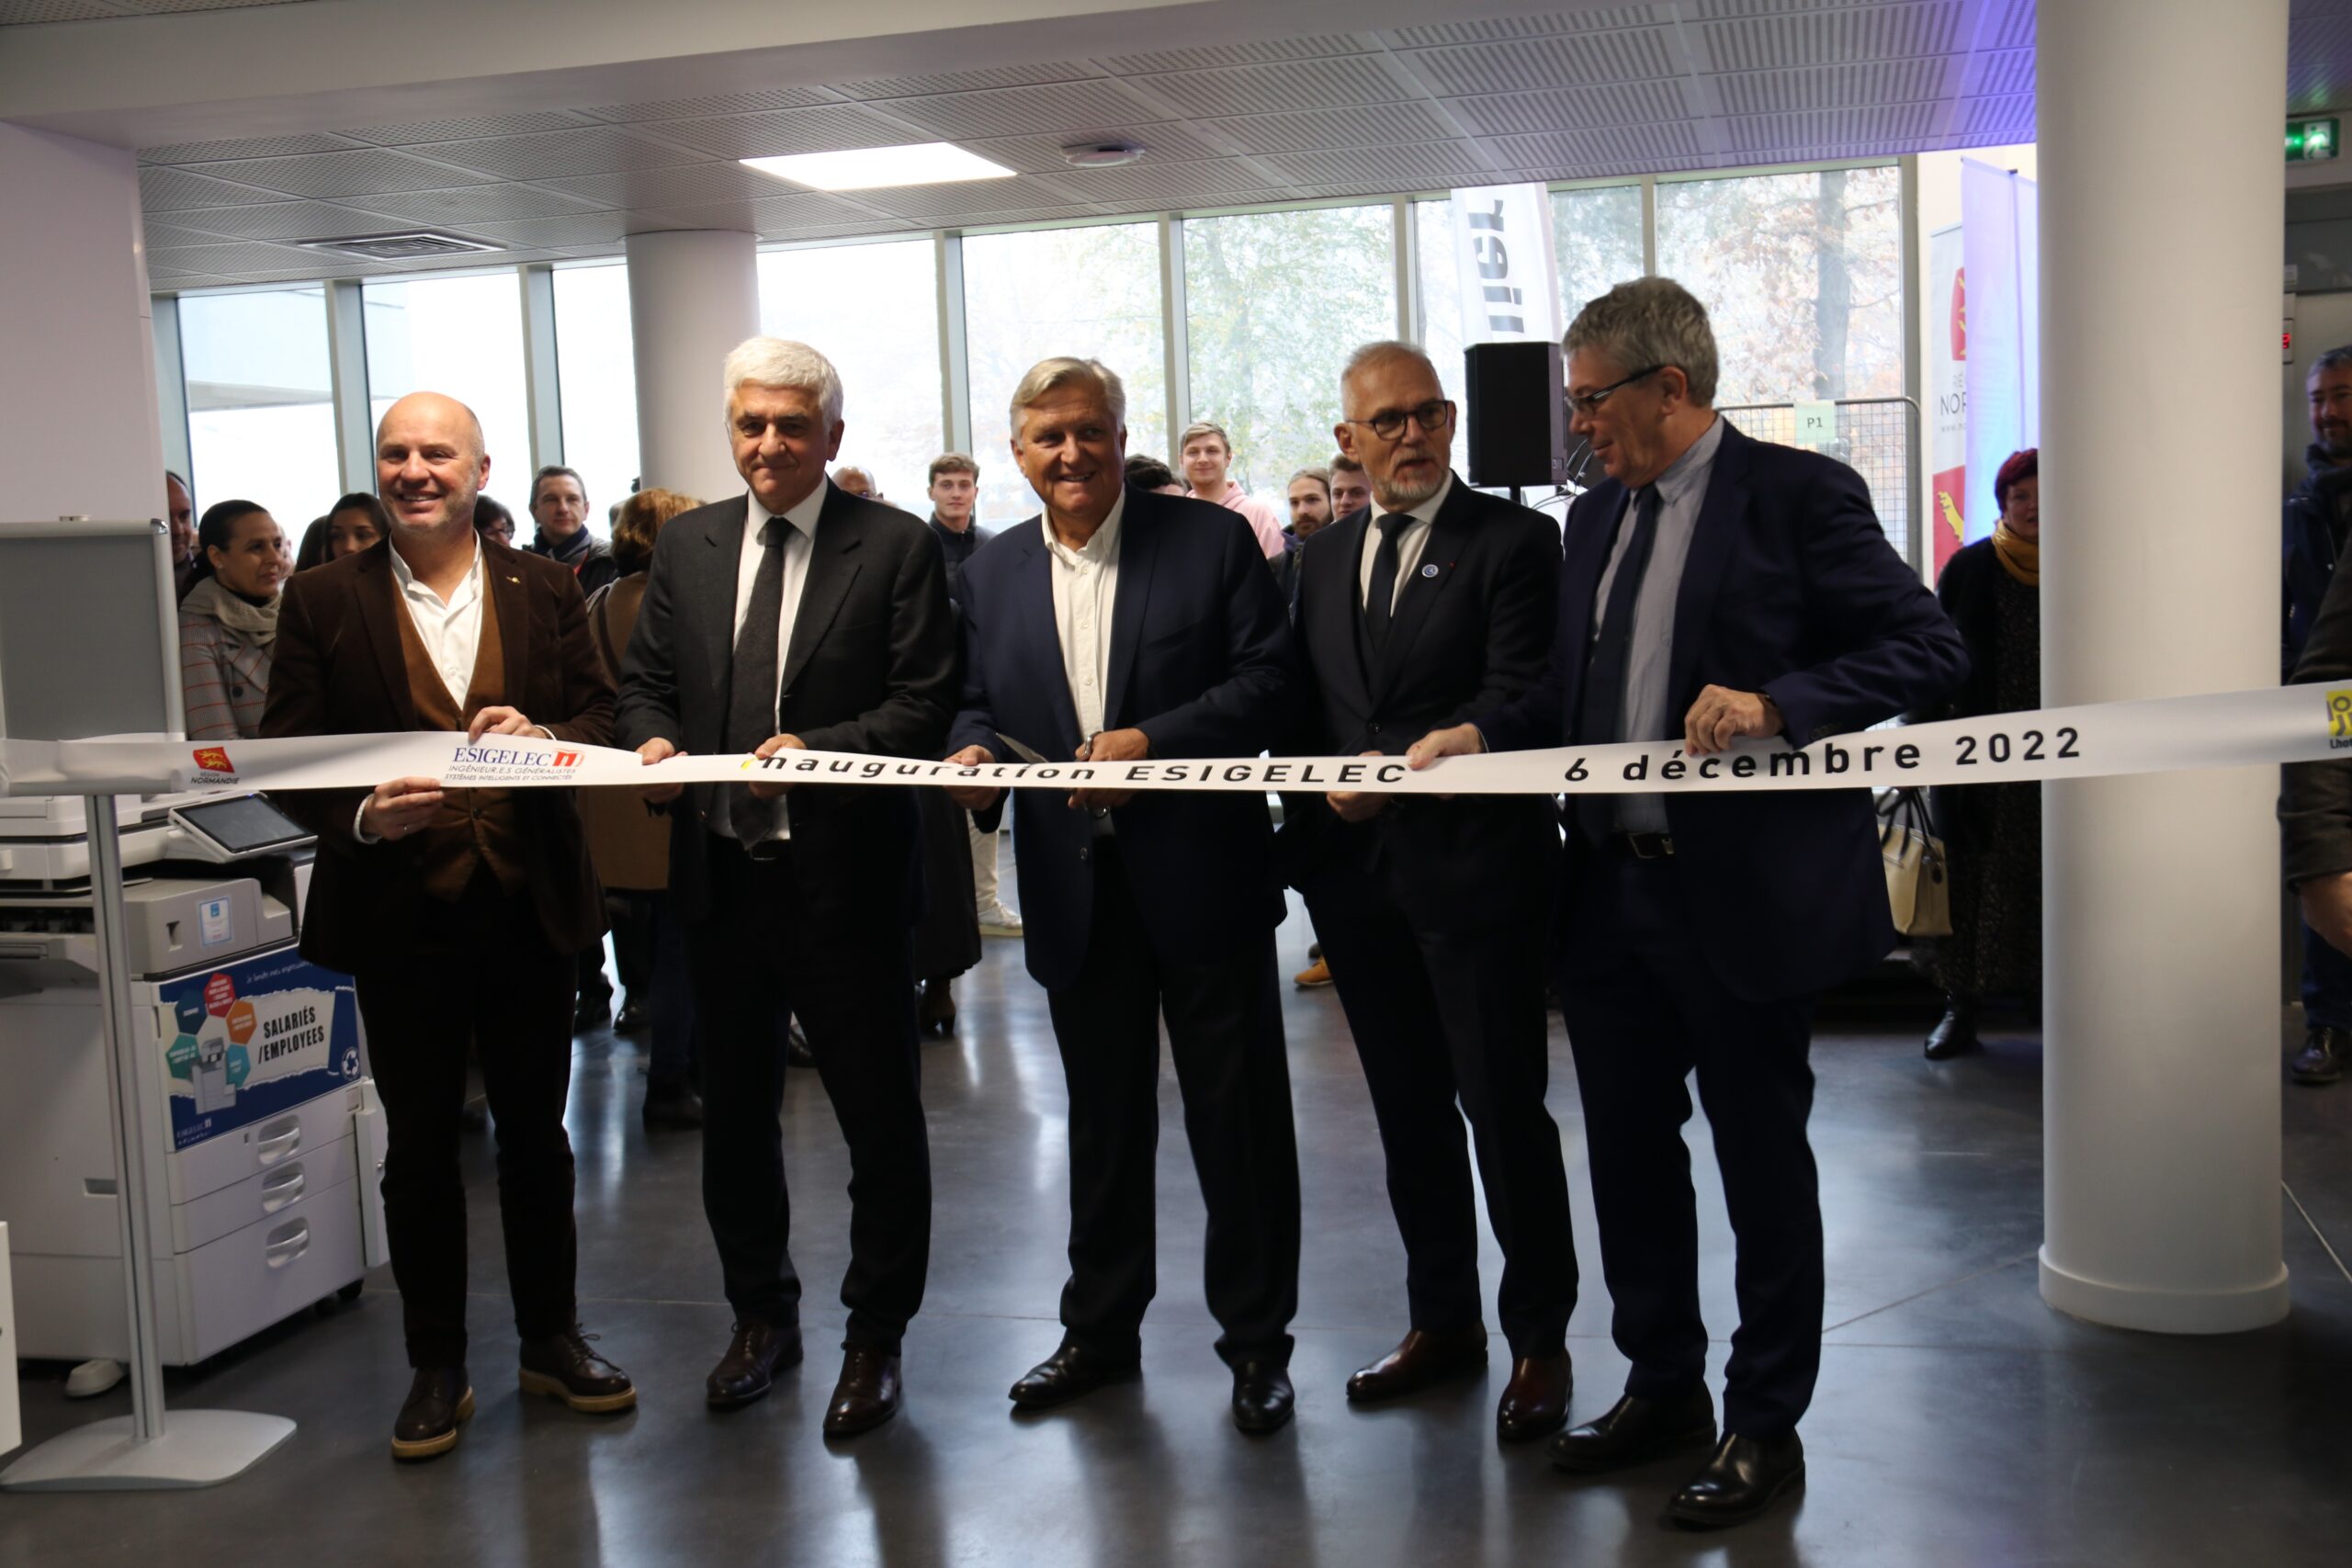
[3,683,2349,803]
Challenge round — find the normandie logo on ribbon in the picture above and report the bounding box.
[2327,690,2352,747]
[192,747,234,773]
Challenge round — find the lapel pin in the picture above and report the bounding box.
[1420,563,1441,578]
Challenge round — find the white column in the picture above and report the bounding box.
[0,124,164,523]
[625,229,759,503]
[2039,0,2290,1331]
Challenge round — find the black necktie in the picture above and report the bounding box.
[726,516,787,846]
[1573,485,1660,847]
[1364,511,1414,650]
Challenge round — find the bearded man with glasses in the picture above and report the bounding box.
[1276,340,1579,1443]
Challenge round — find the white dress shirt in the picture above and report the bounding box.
[1357,470,1454,613]
[391,532,486,709]
[1044,492,1125,835]
[714,480,827,843]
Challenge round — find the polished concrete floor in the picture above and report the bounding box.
[7,897,2352,1567]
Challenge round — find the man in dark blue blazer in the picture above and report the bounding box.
[943,356,1306,1434]
[1280,342,1577,1444]
[1412,279,1967,1528]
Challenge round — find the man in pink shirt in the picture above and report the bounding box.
[1179,420,1287,560]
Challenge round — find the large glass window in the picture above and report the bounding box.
[758,240,941,513]
[363,271,535,523]
[1184,206,1395,496]
[551,262,639,536]
[178,287,340,531]
[962,222,1167,524]
[1654,166,1905,405]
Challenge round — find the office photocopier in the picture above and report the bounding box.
[0,791,388,1367]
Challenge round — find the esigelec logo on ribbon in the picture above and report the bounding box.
[439,740,587,785]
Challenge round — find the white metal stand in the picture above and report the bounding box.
[0,794,293,1490]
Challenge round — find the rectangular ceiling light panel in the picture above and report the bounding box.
[742,141,1016,190]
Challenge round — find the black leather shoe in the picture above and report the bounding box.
[1668,1432,1805,1529]
[641,1078,705,1130]
[573,994,613,1033]
[1231,1360,1295,1435]
[918,977,956,1036]
[614,998,651,1034]
[822,1347,903,1438]
[1345,1327,1489,1403]
[2291,1024,2348,1085]
[1923,1001,1978,1060]
[1547,1385,1716,1473]
[1009,1339,1141,1409]
[519,1326,637,1414]
[1496,1353,1572,1442]
[390,1366,474,1461]
[707,1319,803,1409]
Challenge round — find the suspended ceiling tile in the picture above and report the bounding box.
[1724,101,1942,154]
[404,126,710,181]
[1258,141,1496,186]
[0,0,128,23]
[1962,47,2033,97]
[1986,0,2036,51]
[1051,158,1280,204]
[1126,54,1418,118]
[1958,94,2036,141]
[616,191,878,233]
[138,131,368,164]
[1206,101,1457,155]
[1698,1,1968,73]
[1093,35,1374,74]
[880,80,1169,140]
[1487,121,1708,169]
[161,199,415,240]
[451,211,641,247]
[854,176,1092,220]
[1713,56,1956,113]
[1400,29,1685,96]
[542,162,812,209]
[140,220,225,247]
[185,146,507,198]
[140,164,286,209]
[356,183,605,224]
[1443,81,1693,136]
[144,239,329,276]
[1382,10,1662,49]
[640,104,918,160]
[954,121,1228,173]
[345,111,598,146]
[834,62,1103,99]
[582,86,839,121]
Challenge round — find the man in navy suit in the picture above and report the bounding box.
[942,356,1306,1434]
[1411,279,1967,1528]
[1282,342,1577,1443]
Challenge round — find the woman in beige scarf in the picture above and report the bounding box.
[178,499,290,739]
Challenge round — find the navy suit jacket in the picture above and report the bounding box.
[946,485,1301,991]
[1479,420,1969,1002]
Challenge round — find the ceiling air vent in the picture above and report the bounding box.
[297,231,503,261]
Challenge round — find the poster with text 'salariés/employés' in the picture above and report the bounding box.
[160,950,361,1151]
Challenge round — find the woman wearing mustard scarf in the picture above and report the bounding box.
[1922,450,2041,1060]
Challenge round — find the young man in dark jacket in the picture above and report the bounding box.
[2284,346,2352,1084]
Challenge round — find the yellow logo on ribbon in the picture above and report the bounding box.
[2328,689,2352,740]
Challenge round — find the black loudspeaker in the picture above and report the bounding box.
[1464,341,1568,489]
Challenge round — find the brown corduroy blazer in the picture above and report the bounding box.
[260,533,615,972]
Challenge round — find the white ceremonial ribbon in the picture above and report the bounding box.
[6,682,2352,801]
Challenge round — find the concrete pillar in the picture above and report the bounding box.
[625,229,759,503]
[2038,0,2291,1331]
[0,123,164,523]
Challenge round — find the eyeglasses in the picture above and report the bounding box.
[1344,399,1454,443]
[1565,365,1667,419]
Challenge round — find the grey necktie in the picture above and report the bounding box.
[726,515,787,847]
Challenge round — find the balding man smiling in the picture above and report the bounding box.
[263,390,635,1463]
